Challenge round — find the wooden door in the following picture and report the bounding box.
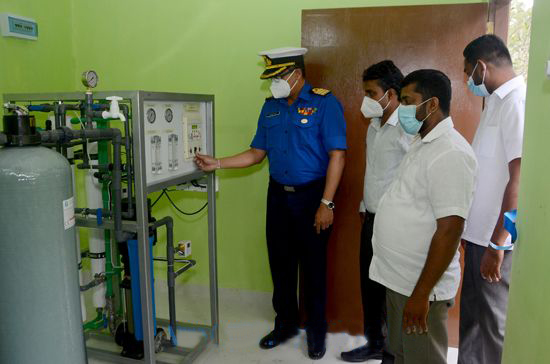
[302,3,489,347]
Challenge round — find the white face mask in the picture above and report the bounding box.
[360,90,390,118]
[270,70,298,99]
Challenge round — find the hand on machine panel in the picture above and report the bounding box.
[194,153,219,172]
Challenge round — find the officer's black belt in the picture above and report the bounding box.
[269,177,325,193]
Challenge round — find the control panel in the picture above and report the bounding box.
[143,101,208,186]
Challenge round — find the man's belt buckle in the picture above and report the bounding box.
[283,185,295,192]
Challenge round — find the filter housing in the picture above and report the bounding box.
[0,114,86,364]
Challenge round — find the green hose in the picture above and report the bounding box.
[83,310,105,331]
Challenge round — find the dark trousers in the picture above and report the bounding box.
[266,178,330,339]
[360,212,386,342]
[458,241,513,364]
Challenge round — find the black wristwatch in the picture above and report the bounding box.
[321,199,335,209]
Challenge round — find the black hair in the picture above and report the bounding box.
[463,34,512,67]
[362,60,404,96]
[401,69,452,116]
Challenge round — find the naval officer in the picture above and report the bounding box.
[195,47,347,360]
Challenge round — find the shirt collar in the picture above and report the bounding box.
[493,76,525,100]
[370,118,381,130]
[276,82,312,105]
[386,108,399,126]
[371,108,399,130]
[421,117,454,143]
[277,82,312,105]
[298,82,313,101]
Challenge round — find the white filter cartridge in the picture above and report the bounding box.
[85,141,106,308]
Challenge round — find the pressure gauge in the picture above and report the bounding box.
[147,108,156,123]
[165,108,173,123]
[81,70,98,88]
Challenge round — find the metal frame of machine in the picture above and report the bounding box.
[3,90,219,364]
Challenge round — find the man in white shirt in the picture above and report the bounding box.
[458,35,525,364]
[341,60,412,362]
[370,69,477,364]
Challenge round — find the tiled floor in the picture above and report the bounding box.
[190,330,458,364]
[86,282,458,364]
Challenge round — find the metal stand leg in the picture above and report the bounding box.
[133,97,156,363]
[207,172,220,344]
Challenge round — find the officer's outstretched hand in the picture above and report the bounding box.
[314,204,333,234]
[194,153,218,172]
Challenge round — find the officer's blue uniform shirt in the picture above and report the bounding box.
[250,83,347,185]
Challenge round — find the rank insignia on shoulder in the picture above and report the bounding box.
[298,107,318,116]
[311,88,331,96]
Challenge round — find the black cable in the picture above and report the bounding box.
[151,190,166,207]
[191,180,207,188]
[164,189,208,216]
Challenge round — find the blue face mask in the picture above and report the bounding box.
[467,62,490,97]
[398,98,433,135]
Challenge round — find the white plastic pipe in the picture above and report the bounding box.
[86,141,107,309]
[74,164,87,321]
[59,115,87,321]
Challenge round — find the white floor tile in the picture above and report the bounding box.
[85,282,459,363]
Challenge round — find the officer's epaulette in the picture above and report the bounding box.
[311,88,331,96]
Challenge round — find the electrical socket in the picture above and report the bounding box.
[175,176,219,192]
[177,240,192,257]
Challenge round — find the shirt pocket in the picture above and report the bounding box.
[291,115,320,147]
[264,117,282,150]
[478,126,498,158]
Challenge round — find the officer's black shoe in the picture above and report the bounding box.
[259,328,299,349]
[308,345,326,360]
[341,341,384,362]
[307,333,326,360]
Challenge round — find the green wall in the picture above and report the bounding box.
[1,0,483,292]
[0,0,75,114]
[4,1,550,358]
[503,0,550,361]
[69,0,483,291]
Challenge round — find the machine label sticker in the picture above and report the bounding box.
[63,196,75,230]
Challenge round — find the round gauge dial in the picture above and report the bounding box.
[165,108,173,123]
[147,108,156,123]
[82,70,98,88]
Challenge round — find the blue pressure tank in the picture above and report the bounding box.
[0,114,87,364]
